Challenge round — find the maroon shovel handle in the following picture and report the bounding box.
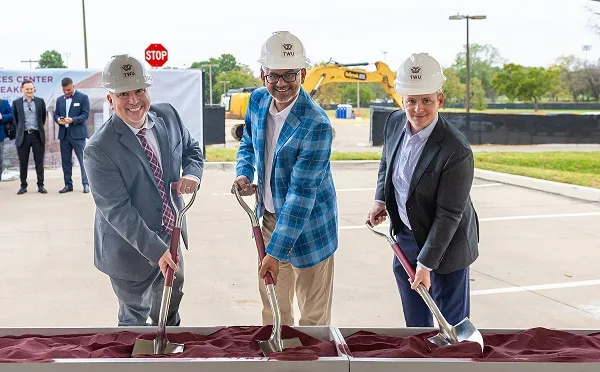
[252,226,274,285]
[165,227,181,287]
[390,242,416,281]
[371,210,416,280]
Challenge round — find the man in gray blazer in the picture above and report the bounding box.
[12,80,47,194]
[83,54,204,326]
[368,53,479,328]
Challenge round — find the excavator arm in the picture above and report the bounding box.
[303,61,403,108]
[229,61,402,140]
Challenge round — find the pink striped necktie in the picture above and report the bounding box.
[136,128,174,235]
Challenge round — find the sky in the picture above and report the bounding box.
[1,0,600,76]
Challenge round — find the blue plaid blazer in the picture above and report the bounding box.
[236,87,338,268]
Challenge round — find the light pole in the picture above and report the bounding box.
[221,80,230,101]
[82,0,88,68]
[202,63,218,105]
[356,82,360,117]
[21,59,39,69]
[63,52,72,68]
[449,14,486,114]
[583,45,592,65]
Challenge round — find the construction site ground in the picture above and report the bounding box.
[1,164,599,330]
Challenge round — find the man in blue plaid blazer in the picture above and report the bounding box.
[234,31,338,326]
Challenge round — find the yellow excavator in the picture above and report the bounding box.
[224,61,402,140]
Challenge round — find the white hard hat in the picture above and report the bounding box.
[394,53,446,95]
[257,31,310,70]
[101,54,153,94]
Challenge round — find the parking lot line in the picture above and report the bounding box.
[340,211,600,230]
[471,279,600,296]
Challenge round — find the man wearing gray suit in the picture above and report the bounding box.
[368,53,479,328]
[83,54,204,326]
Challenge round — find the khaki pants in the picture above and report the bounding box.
[258,211,334,326]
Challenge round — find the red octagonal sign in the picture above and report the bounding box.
[145,44,168,67]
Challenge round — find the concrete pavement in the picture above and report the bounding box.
[1,167,599,330]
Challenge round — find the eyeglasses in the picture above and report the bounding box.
[264,70,301,84]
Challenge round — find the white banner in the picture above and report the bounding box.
[1,68,204,169]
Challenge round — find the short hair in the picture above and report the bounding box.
[61,77,73,87]
[21,80,33,87]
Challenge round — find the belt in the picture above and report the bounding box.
[25,129,38,134]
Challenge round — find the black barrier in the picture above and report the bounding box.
[203,104,226,146]
[369,106,600,145]
[370,106,398,146]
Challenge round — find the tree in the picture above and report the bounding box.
[312,82,342,105]
[470,77,487,110]
[190,54,259,103]
[213,68,261,101]
[38,50,66,68]
[340,83,375,106]
[555,55,587,101]
[492,63,562,110]
[453,44,504,101]
[441,67,465,105]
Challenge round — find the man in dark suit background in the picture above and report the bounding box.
[54,77,91,193]
[12,80,47,194]
[368,53,479,328]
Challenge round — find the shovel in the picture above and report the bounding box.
[366,212,484,351]
[132,181,198,356]
[231,182,303,356]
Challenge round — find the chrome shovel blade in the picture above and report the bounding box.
[454,317,484,351]
[427,317,484,352]
[258,336,303,356]
[427,333,452,348]
[131,338,185,356]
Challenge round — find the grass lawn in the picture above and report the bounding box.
[473,152,600,189]
[205,147,382,162]
[206,147,599,189]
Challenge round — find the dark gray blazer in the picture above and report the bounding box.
[83,103,204,281]
[375,110,479,274]
[12,97,47,147]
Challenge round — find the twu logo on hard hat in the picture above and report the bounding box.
[411,66,422,74]
[121,63,136,78]
[281,43,295,57]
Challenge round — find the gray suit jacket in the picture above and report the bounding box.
[83,103,204,281]
[375,110,479,274]
[12,97,47,147]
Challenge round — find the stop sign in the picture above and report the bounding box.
[145,44,168,67]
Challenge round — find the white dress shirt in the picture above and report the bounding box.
[263,96,298,213]
[377,115,439,271]
[128,117,164,169]
[65,93,74,117]
[64,91,74,128]
[126,116,200,184]
[392,114,439,230]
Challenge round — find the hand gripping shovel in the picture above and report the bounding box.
[366,212,484,351]
[231,182,303,356]
[132,182,198,356]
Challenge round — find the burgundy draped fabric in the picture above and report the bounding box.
[344,328,600,362]
[0,326,337,362]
